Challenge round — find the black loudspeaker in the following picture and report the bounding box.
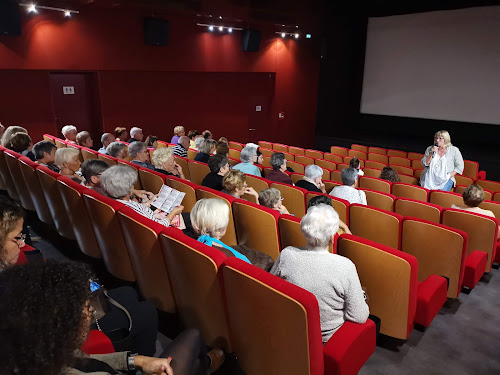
[0,0,21,36]
[241,29,261,52]
[144,18,169,46]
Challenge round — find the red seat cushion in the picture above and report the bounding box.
[494,240,500,264]
[415,275,447,327]
[462,250,488,289]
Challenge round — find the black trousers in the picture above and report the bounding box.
[160,329,209,375]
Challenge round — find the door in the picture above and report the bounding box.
[247,73,275,143]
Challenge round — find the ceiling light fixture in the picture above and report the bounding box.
[21,3,79,16]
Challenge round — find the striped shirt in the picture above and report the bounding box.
[117,199,170,227]
[173,144,188,158]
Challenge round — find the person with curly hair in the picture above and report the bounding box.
[379,166,400,183]
[0,196,25,270]
[0,261,223,375]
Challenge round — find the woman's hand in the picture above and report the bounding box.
[170,205,184,217]
[339,220,351,235]
[244,187,259,199]
[276,203,290,215]
[142,194,159,208]
[318,181,326,194]
[173,162,185,179]
[135,355,174,375]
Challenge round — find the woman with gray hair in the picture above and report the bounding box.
[54,148,83,183]
[258,188,290,215]
[1,126,27,147]
[194,139,216,163]
[296,164,326,193]
[266,152,292,185]
[232,145,261,177]
[271,204,369,343]
[329,167,367,205]
[129,141,155,170]
[61,125,77,144]
[106,141,128,159]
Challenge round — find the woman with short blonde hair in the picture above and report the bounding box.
[222,169,259,201]
[152,147,185,179]
[114,127,128,141]
[258,188,289,214]
[171,126,185,144]
[54,148,82,182]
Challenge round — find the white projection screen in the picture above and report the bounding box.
[361,6,500,125]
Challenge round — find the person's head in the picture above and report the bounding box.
[7,132,32,153]
[1,126,27,147]
[198,139,216,154]
[152,147,176,172]
[379,167,400,183]
[222,169,247,197]
[202,130,212,139]
[61,125,77,142]
[145,135,159,149]
[301,204,339,250]
[106,141,128,159]
[80,159,109,186]
[240,145,258,164]
[215,141,229,156]
[173,126,185,137]
[0,197,24,269]
[76,131,93,148]
[178,135,190,150]
[33,140,57,163]
[256,149,263,165]
[341,167,358,187]
[100,133,114,149]
[55,148,81,173]
[187,130,199,140]
[194,136,204,149]
[0,123,4,139]
[270,152,287,171]
[218,137,228,144]
[307,194,332,209]
[190,198,229,240]
[258,188,283,210]
[208,154,229,175]
[462,184,485,208]
[434,130,452,148]
[305,164,324,185]
[0,261,94,374]
[100,165,137,199]
[128,141,149,162]
[349,157,360,170]
[114,127,128,141]
[130,127,144,141]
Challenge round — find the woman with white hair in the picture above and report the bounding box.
[54,148,83,183]
[152,147,186,179]
[1,126,27,147]
[128,127,144,143]
[296,164,326,193]
[232,145,261,177]
[271,204,369,343]
[194,139,216,164]
[61,125,77,144]
[106,141,128,159]
[420,130,464,191]
[329,167,367,205]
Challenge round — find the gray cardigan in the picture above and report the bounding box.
[420,145,464,187]
[63,351,128,375]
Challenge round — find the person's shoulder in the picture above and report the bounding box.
[358,189,366,197]
[330,253,357,270]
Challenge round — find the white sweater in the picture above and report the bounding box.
[270,246,369,342]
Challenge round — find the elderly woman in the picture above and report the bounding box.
[215,141,229,157]
[76,131,94,149]
[106,141,129,159]
[296,164,327,193]
[54,148,83,183]
[0,125,27,147]
[267,152,292,185]
[61,124,78,144]
[202,154,230,191]
[307,195,352,234]
[232,145,261,177]
[222,169,259,201]
[129,141,155,170]
[194,139,216,164]
[145,135,159,149]
[152,147,186,179]
[379,166,400,183]
[171,126,185,144]
[128,127,144,143]
[258,188,290,215]
[271,204,369,343]
[115,126,128,142]
[329,167,367,205]
[7,132,35,161]
[421,130,464,191]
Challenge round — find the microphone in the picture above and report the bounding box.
[432,143,438,156]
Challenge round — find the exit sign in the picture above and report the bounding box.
[63,86,75,95]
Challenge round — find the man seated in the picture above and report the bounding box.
[76,131,93,149]
[173,135,190,158]
[128,126,144,143]
[267,152,293,185]
[98,133,114,154]
[329,167,367,205]
[32,140,59,173]
[296,165,326,193]
[61,125,77,144]
[129,142,155,170]
[202,154,230,191]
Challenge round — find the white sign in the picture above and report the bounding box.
[256,105,262,112]
[63,86,75,95]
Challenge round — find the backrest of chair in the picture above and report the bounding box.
[295,155,314,166]
[278,214,306,249]
[164,175,198,212]
[138,168,166,195]
[398,173,418,185]
[5,150,34,210]
[401,218,466,298]
[390,165,414,176]
[290,173,304,184]
[414,169,423,179]
[282,152,294,161]
[188,160,211,186]
[0,146,19,200]
[270,182,307,217]
[365,159,387,169]
[117,205,175,312]
[323,180,342,194]
[349,204,402,249]
[476,180,500,194]
[159,228,231,350]
[337,235,416,340]
[228,148,241,160]
[392,183,429,202]
[462,160,479,179]
[367,153,389,165]
[394,198,442,223]
[368,146,386,155]
[43,134,56,144]
[454,175,474,187]
[82,190,135,281]
[348,149,367,160]
[389,156,411,167]
[478,200,500,220]
[222,257,324,375]
[173,156,190,180]
[442,209,498,272]
[288,146,305,156]
[361,188,395,212]
[408,152,424,160]
[232,199,281,260]
[315,159,336,171]
[258,141,273,149]
[229,141,244,150]
[324,153,343,163]
[305,192,350,224]
[55,138,67,148]
[363,168,382,178]
[330,146,348,157]
[187,148,197,160]
[330,170,342,183]
[66,143,84,163]
[273,143,288,152]
[286,161,305,174]
[245,174,270,193]
[494,193,500,203]
[387,149,407,158]
[411,159,423,169]
[351,144,368,153]
[359,176,391,194]
[98,153,117,166]
[260,148,274,157]
[227,157,240,167]
[82,148,98,161]
[305,149,323,159]
[429,190,464,208]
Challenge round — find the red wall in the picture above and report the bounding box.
[0,7,320,147]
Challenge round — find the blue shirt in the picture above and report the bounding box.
[233,162,261,177]
[98,147,107,154]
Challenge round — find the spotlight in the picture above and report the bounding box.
[64,10,71,17]
[219,26,223,31]
[219,16,222,19]
[28,4,37,13]
[228,27,233,33]
[295,33,299,39]
[281,32,286,38]
[306,34,312,39]
[208,25,214,31]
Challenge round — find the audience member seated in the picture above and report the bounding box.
[145,135,158,149]
[201,154,230,191]
[55,148,83,183]
[0,123,4,140]
[222,169,259,201]
[215,141,229,157]
[296,165,327,193]
[379,166,400,183]
[187,130,199,148]
[271,204,369,343]
[218,137,228,144]
[307,195,352,234]
[329,167,367,205]
[61,125,78,144]
[0,261,224,375]
[191,198,274,270]
[0,197,27,270]
[194,139,216,164]
[129,142,155,170]
[202,130,212,139]
[171,126,185,145]
[173,136,190,158]
[33,140,59,173]
[128,126,144,143]
[76,131,94,149]
[1,125,27,147]
[7,132,35,161]
[106,141,128,159]
[267,152,293,185]
[350,157,364,177]
[194,136,204,150]
[98,133,115,154]
[232,146,261,177]
[152,147,186,179]
[115,126,128,142]
[258,188,290,215]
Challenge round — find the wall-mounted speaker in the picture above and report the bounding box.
[242,29,261,52]
[144,18,169,46]
[0,0,21,37]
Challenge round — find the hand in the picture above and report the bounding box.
[135,355,173,375]
[244,187,259,198]
[154,210,168,219]
[170,205,184,217]
[174,163,185,178]
[276,203,289,215]
[143,194,159,207]
[318,181,326,194]
[132,189,154,201]
[339,220,351,235]
[431,145,438,154]
[361,286,369,304]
